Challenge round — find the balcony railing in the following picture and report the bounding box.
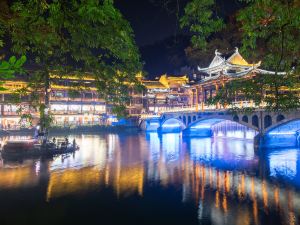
[51,110,105,115]
[50,97,105,103]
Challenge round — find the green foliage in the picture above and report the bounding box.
[3,0,142,128]
[180,0,224,49]
[19,113,33,127]
[0,56,26,78]
[208,73,300,112]
[207,0,300,112]
[0,55,26,91]
[238,0,300,72]
[236,0,300,111]
[111,105,128,119]
[39,103,53,130]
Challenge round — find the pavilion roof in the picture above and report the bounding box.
[142,80,167,89]
[198,48,261,73]
[158,74,188,88]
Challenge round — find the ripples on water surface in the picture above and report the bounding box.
[0,125,299,225]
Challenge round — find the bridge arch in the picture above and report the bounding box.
[264,115,272,129]
[183,117,256,137]
[276,114,285,122]
[233,115,239,122]
[252,115,259,128]
[262,118,300,148]
[242,115,248,123]
[158,118,186,133]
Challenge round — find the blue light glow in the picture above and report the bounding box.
[266,148,300,187]
[264,119,300,148]
[159,118,185,133]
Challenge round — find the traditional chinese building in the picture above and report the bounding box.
[0,80,33,129]
[191,48,284,110]
[49,74,106,126]
[0,74,107,129]
[0,72,191,129]
[127,74,190,115]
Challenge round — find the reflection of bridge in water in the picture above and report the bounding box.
[140,109,300,148]
[0,134,299,224]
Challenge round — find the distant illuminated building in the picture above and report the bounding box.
[0,71,192,129]
[0,73,106,129]
[190,48,287,110]
[49,74,106,126]
[128,74,191,115]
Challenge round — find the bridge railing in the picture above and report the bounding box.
[139,101,272,118]
[156,101,267,114]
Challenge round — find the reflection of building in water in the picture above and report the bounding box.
[46,134,145,200]
[46,165,144,201]
[46,167,102,200]
[0,163,38,189]
[1,133,299,225]
[146,133,300,225]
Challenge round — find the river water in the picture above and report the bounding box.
[0,123,299,225]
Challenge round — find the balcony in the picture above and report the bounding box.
[51,110,106,115]
[50,97,105,104]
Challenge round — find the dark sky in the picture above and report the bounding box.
[114,0,181,47]
[114,0,243,77]
[114,0,190,77]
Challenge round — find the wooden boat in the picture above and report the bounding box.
[1,139,79,159]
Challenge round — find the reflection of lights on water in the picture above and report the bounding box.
[35,161,40,175]
[268,131,296,135]
[162,123,181,128]
[189,136,255,168]
[161,133,180,162]
[108,134,117,160]
[2,133,300,223]
[50,135,108,171]
[148,133,160,161]
[198,200,203,220]
[269,149,298,180]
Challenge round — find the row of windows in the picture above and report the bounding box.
[51,91,99,99]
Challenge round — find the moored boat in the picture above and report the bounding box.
[1,139,79,159]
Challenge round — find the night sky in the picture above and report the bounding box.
[114,0,189,78]
[114,0,244,78]
[114,0,182,46]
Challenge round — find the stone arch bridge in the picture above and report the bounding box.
[140,110,300,148]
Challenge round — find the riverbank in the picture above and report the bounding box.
[0,125,140,136]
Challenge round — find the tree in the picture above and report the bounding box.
[184,16,242,68]
[0,1,26,91]
[182,0,300,111]
[180,0,224,49]
[3,0,142,131]
[0,55,26,89]
[236,0,300,111]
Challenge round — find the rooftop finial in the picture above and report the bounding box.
[215,49,221,56]
[235,47,239,53]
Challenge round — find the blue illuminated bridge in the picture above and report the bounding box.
[140,110,300,149]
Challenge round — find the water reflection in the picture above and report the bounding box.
[0,128,299,225]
